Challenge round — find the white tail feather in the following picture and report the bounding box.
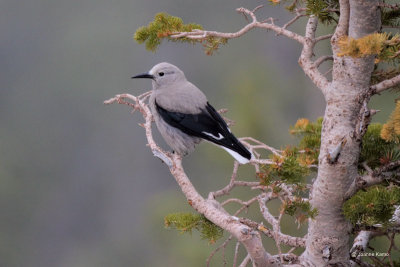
[220,146,251,164]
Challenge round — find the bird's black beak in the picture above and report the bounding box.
[131,73,155,79]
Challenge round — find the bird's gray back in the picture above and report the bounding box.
[154,80,207,114]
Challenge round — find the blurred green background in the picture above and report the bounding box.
[1,0,396,266]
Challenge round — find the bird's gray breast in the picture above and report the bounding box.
[149,92,202,155]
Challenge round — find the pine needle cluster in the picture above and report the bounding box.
[274,0,339,24]
[287,117,399,171]
[163,116,400,243]
[290,117,322,163]
[260,150,311,186]
[134,13,203,51]
[256,118,322,225]
[338,33,390,57]
[164,212,223,244]
[337,31,400,92]
[258,152,316,224]
[337,33,400,65]
[343,185,400,226]
[381,5,400,28]
[284,197,318,225]
[134,12,227,55]
[291,0,400,26]
[284,118,400,227]
[367,4,400,87]
[360,123,398,169]
[381,101,400,143]
[304,0,339,24]
[345,120,400,228]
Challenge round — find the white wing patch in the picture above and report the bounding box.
[202,131,224,140]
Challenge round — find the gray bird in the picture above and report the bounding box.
[132,62,252,164]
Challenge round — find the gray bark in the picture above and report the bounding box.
[113,1,390,265]
[302,1,381,265]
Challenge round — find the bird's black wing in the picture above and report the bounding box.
[155,100,251,160]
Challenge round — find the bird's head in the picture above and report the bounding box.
[131,62,186,89]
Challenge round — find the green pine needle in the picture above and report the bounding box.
[164,213,223,244]
[360,123,396,169]
[343,185,400,226]
[284,198,318,223]
[134,12,227,55]
[382,8,400,28]
[305,0,339,24]
[134,12,203,52]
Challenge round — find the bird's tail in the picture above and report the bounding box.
[215,135,252,164]
[220,145,253,164]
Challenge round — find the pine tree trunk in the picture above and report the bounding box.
[302,1,381,265]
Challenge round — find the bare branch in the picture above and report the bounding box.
[210,161,240,199]
[273,253,300,265]
[258,192,278,226]
[239,218,306,248]
[240,137,282,157]
[276,199,285,263]
[345,160,400,199]
[280,183,309,203]
[378,2,400,10]
[350,231,375,259]
[105,93,280,267]
[233,241,241,267]
[233,197,259,217]
[206,235,233,267]
[222,196,258,208]
[283,13,307,30]
[370,73,400,94]
[314,55,334,68]
[258,193,283,259]
[344,175,376,199]
[170,7,305,44]
[173,7,332,96]
[239,254,251,267]
[377,160,400,173]
[315,34,333,43]
[333,0,350,40]
[252,4,265,14]
[298,16,331,96]
[351,206,400,266]
[104,93,174,165]
[387,233,396,266]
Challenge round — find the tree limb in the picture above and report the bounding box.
[314,55,334,68]
[350,231,376,259]
[172,6,331,96]
[370,73,400,94]
[345,160,400,199]
[170,7,305,44]
[298,16,331,96]
[105,93,281,266]
[206,235,233,267]
[239,254,251,267]
[332,0,350,41]
[239,218,306,248]
[350,206,400,266]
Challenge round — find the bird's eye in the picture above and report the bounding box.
[158,72,164,77]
